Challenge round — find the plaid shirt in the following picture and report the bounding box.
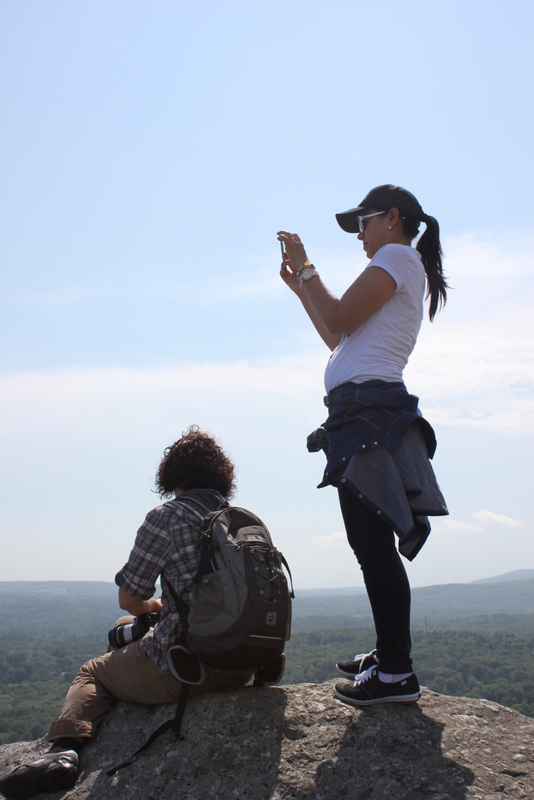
[115,490,224,673]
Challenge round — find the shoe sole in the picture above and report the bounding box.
[0,767,78,800]
[334,687,421,707]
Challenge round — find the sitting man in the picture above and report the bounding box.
[0,426,251,800]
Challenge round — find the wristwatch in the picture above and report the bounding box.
[297,262,320,288]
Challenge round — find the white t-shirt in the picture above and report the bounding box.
[323,244,425,392]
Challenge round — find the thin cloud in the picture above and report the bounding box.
[0,356,327,441]
[142,273,282,303]
[404,231,534,435]
[471,510,525,528]
[312,531,347,547]
[432,519,485,534]
[1,230,533,443]
[431,511,526,534]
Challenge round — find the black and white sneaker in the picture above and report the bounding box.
[0,749,79,800]
[335,649,378,679]
[334,665,421,707]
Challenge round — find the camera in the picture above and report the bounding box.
[108,612,160,649]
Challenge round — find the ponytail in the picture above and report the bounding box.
[401,212,448,321]
[418,214,448,321]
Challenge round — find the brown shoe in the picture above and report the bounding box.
[0,749,79,800]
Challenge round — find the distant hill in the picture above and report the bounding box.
[292,579,534,619]
[294,586,367,596]
[1,577,534,638]
[470,569,534,584]
[0,581,118,597]
[1,568,532,598]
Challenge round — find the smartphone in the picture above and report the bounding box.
[280,240,286,262]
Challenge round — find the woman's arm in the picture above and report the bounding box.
[280,262,343,351]
[278,231,396,337]
[304,266,397,335]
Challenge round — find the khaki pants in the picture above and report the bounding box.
[47,626,252,742]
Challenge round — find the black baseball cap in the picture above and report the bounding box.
[336,185,425,233]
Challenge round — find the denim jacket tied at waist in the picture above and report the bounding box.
[307,381,448,561]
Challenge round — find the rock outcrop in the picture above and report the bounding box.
[1,682,533,799]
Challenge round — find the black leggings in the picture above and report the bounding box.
[338,485,413,674]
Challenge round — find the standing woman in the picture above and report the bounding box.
[278,184,449,706]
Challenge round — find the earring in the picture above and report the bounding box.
[388,226,392,230]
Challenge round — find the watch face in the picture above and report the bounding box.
[302,269,312,280]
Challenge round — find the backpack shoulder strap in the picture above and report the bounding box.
[173,489,227,520]
[162,492,226,626]
[172,495,212,520]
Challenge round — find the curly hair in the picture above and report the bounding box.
[155,426,236,499]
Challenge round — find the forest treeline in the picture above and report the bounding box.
[1,628,533,746]
[0,638,103,746]
[3,585,534,639]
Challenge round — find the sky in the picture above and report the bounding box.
[0,0,533,591]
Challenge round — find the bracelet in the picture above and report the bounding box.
[296,262,320,288]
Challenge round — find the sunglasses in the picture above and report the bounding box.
[357,210,388,234]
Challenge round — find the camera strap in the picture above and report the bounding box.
[106,682,190,776]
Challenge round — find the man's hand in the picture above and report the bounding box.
[118,587,163,616]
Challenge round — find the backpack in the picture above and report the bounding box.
[168,498,293,673]
[107,496,293,776]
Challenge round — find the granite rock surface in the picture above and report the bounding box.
[1,682,533,800]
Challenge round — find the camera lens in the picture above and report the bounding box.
[121,624,134,644]
[108,623,134,649]
[108,613,158,650]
